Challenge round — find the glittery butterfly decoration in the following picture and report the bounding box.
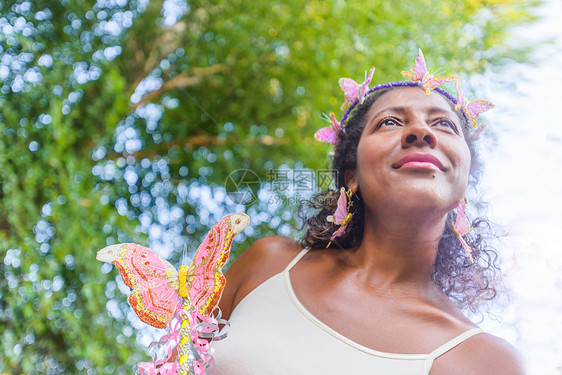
[401,49,455,95]
[326,187,354,247]
[314,112,342,145]
[454,78,495,129]
[339,66,376,110]
[452,200,473,263]
[97,213,249,375]
[96,213,249,327]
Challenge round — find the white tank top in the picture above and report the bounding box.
[213,248,483,374]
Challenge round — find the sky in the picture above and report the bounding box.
[477,1,562,373]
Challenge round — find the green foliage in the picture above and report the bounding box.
[0,0,539,373]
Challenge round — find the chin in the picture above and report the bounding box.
[377,187,456,214]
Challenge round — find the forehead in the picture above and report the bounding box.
[367,87,458,117]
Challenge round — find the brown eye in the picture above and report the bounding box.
[375,117,401,130]
[380,119,398,127]
[435,118,459,134]
[235,219,241,224]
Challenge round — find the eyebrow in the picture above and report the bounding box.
[372,106,454,118]
[365,105,461,135]
[370,106,406,121]
[368,106,457,125]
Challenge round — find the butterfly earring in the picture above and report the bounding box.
[452,199,474,263]
[326,187,355,248]
[401,49,455,95]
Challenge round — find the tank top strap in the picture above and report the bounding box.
[282,247,310,273]
[428,328,484,360]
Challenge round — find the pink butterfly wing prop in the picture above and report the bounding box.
[187,213,249,316]
[96,243,179,328]
[327,187,348,225]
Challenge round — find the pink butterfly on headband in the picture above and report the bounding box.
[452,199,473,263]
[96,213,250,328]
[326,187,354,247]
[401,49,455,95]
[314,112,342,145]
[339,66,376,110]
[454,78,494,128]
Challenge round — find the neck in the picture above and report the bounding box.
[349,205,447,294]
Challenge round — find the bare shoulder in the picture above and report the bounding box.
[431,332,526,375]
[219,236,302,319]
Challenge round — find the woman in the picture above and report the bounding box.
[214,51,525,374]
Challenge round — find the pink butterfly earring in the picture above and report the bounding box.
[326,187,356,248]
[401,49,456,95]
[454,77,494,129]
[452,199,474,263]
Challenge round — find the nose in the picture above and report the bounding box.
[401,121,437,149]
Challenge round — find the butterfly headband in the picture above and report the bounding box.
[314,49,494,145]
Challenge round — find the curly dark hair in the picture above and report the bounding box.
[300,86,501,312]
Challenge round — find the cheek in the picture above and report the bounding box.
[456,143,472,186]
[354,141,393,197]
[355,140,382,180]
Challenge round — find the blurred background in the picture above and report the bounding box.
[1,0,560,373]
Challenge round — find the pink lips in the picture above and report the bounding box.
[394,153,445,171]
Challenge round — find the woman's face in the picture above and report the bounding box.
[348,87,471,215]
